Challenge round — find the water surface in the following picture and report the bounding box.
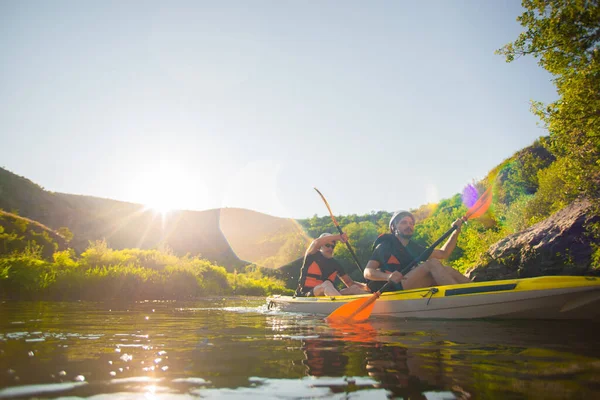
[1,299,599,399]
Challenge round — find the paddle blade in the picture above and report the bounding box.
[464,186,493,220]
[325,293,380,324]
[314,188,340,226]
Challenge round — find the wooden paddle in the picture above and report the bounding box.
[325,186,493,324]
[314,188,364,274]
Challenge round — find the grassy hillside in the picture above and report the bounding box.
[0,167,308,270]
[0,211,68,259]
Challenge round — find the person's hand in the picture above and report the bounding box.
[452,218,464,232]
[388,271,404,283]
[339,232,348,243]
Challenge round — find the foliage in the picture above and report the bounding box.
[592,245,600,270]
[522,157,582,224]
[497,0,600,221]
[0,211,67,259]
[1,243,289,301]
[332,221,379,280]
[0,255,55,299]
[57,227,74,243]
[229,265,293,296]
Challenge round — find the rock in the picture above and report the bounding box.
[468,199,600,281]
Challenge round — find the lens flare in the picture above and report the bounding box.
[462,184,479,208]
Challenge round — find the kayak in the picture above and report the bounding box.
[266,276,600,320]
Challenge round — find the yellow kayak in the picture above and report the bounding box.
[266,276,600,320]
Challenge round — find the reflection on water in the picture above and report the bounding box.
[1,300,600,399]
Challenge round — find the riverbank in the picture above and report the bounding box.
[0,241,292,301]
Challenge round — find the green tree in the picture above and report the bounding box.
[57,227,74,243]
[497,0,600,217]
[336,221,379,265]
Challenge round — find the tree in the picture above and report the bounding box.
[57,227,74,243]
[497,0,600,217]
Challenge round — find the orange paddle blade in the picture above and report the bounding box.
[325,293,380,324]
[464,186,493,220]
[314,188,340,226]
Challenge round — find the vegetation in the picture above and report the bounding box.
[291,136,597,285]
[497,0,600,254]
[0,240,292,301]
[0,211,68,259]
[2,1,599,297]
[290,0,599,281]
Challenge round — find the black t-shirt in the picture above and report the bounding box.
[367,235,429,292]
[369,239,427,272]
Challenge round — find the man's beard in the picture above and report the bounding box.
[397,231,413,239]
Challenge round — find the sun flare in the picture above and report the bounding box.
[145,197,174,214]
[133,159,203,214]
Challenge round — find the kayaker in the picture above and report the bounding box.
[364,211,471,292]
[295,233,370,297]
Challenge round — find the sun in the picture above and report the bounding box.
[129,158,213,216]
[145,197,174,214]
[133,160,195,215]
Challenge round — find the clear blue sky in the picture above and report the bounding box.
[0,1,556,219]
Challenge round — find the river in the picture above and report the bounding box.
[1,299,599,399]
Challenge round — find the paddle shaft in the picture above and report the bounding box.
[314,188,364,274]
[399,225,459,275]
[333,224,364,274]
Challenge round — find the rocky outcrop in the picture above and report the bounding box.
[468,200,600,281]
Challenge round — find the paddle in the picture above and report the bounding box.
[314,188,364,274]
[325,186,493,324]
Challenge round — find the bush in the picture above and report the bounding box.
[0,255,55,299]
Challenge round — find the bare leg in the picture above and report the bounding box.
[402,263,437,290]
[312,281,342,296]
[421,260,457,286]
[340,284,371,295]
[402,260,468,290]
[444,263,471,283]
[423,259,470,284]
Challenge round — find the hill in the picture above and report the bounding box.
[0,210,68,259]
[0,167,309,270]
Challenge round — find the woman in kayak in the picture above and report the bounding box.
[364,211,471,292]
[296,232,370,297]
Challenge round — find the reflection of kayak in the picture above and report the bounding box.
[266,276,600,320]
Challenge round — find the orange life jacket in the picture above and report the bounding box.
[303,260,338,291]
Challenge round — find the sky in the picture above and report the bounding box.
[0,0,558,219]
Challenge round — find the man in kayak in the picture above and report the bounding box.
[364,211,470,292]
[296,233,370,297]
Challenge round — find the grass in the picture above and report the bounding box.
[0,240,293,301]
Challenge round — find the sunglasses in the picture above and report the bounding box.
[324,243,336,249]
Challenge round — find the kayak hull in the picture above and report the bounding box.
[266,276,600,320]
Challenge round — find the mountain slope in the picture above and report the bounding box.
[0,210,68,259]
[0,167,308,269]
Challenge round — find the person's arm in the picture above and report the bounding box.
[339,274,369,290]
[430,218,463,260]
[305,233,348,255]
[364,259,403,283]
